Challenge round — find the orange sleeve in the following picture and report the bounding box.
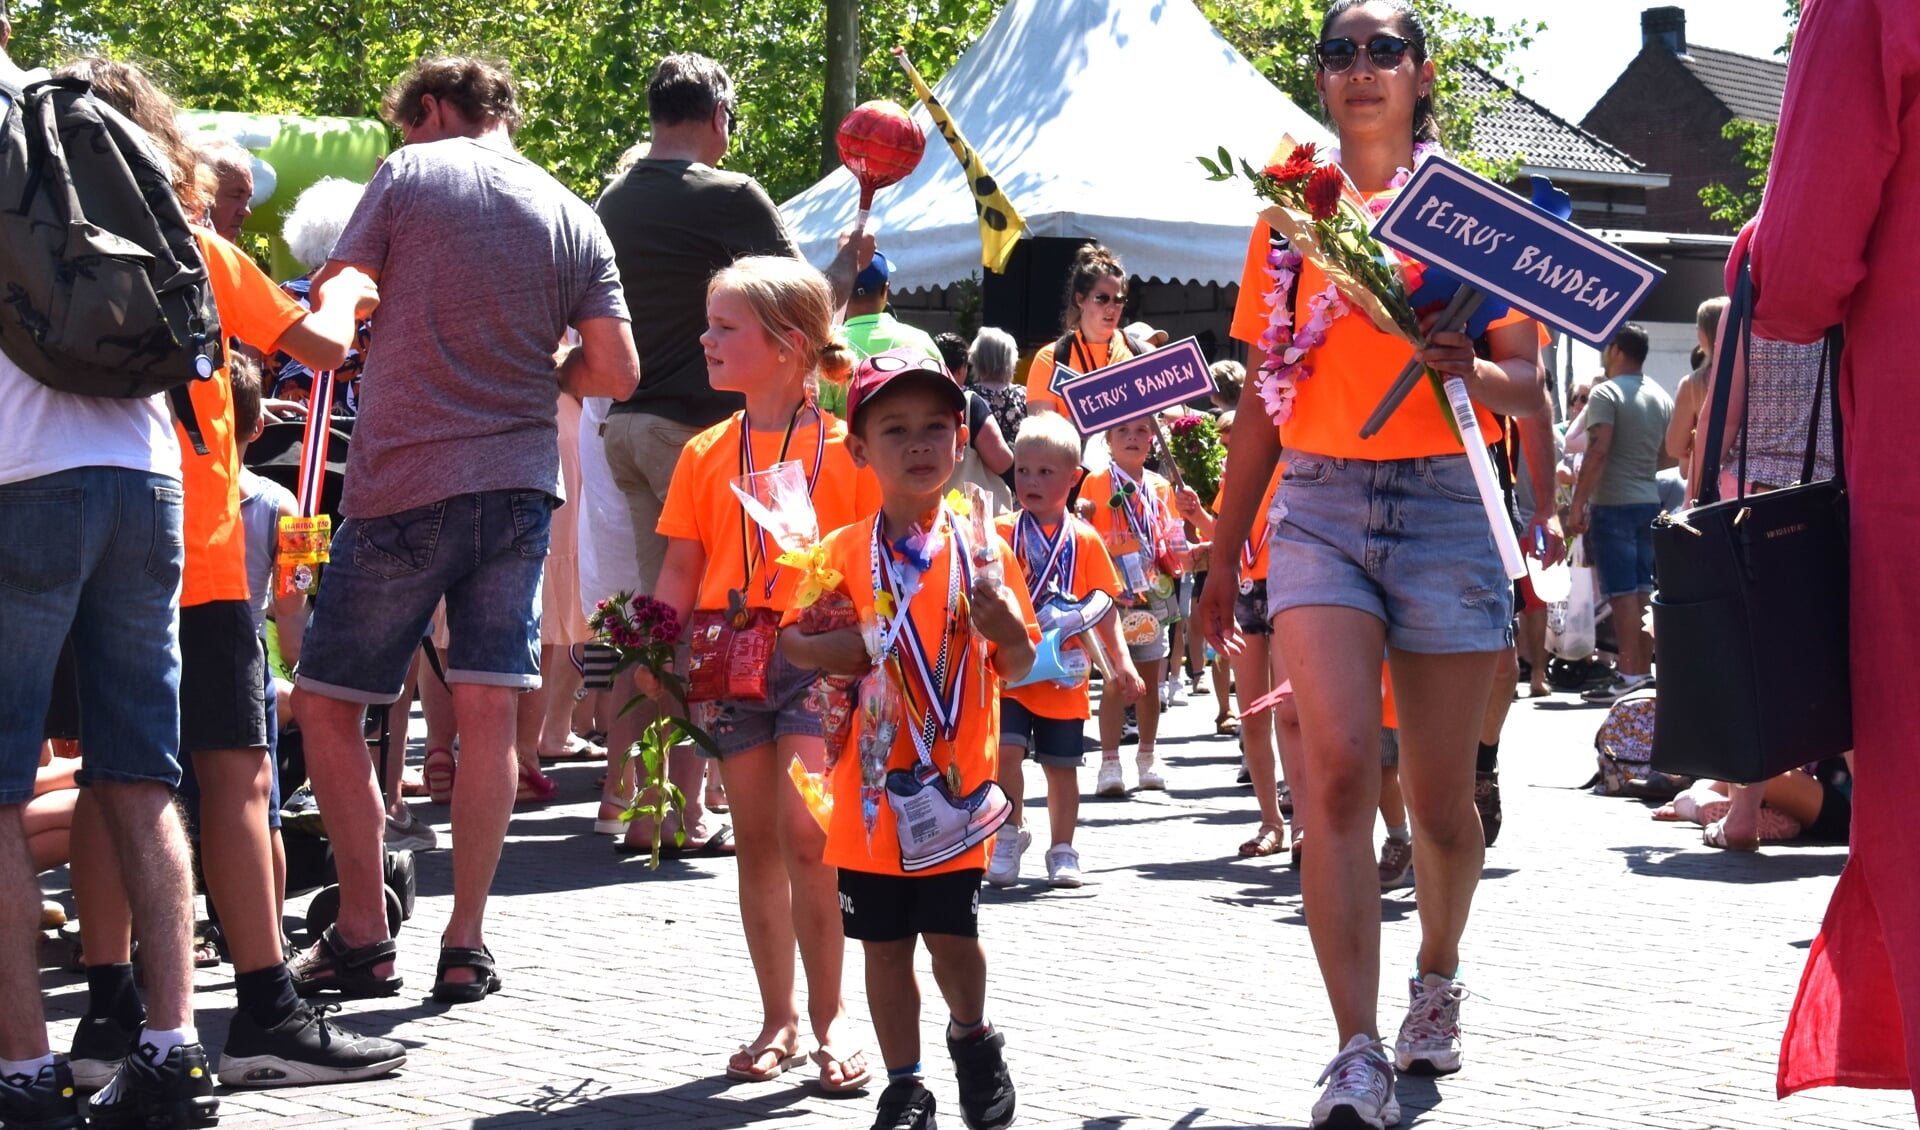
[1025,343,1066,416]
[1231,221,1275,349]
[199,231,306,355]
[1075,521,1123,599]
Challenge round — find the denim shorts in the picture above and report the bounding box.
[690,650,825,758]
[298,489,552,704]
[1000,699,1087,767]
[0,467,184,803]
[1588,502,1660,600]
[1265,451,1514,654]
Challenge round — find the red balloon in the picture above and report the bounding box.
[837,100,926,207]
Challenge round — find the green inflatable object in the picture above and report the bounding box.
[179,110,389,280]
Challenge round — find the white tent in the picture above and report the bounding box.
[780,0,1334,292]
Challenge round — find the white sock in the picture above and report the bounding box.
[1101,751,1120,763]
[1,1054,56,1085]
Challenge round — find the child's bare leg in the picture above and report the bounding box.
[864,938,922,1071]
[1042,764,1079,847]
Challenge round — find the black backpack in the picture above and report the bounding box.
[0,75,221,450]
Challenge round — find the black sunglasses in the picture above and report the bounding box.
[1088,291,1126,306]
[1316,34,1412,73]
[723,101,740,133]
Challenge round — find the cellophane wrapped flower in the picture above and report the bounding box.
[590,592,719,868]
[1165,413,1225,503]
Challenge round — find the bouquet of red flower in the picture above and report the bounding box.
[1200,137,1443,428]
[589,592,722,868]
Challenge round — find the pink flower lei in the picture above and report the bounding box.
[1253,140,1443,427]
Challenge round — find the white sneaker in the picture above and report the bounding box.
[985,826,1031,887]
[1095,757,1127,797]
[383,806,437,852]
[1135,751,1166,791]
[1165,676,1188,705]
[1394,973,1468,1076]
[1312,1034,1401,1129]
[1045,843,1083,888]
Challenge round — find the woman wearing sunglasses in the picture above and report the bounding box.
[1199,3,1547,1127]
[1023,244,1151,417]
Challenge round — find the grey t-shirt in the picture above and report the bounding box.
[1585,373,1675,507]
[332,137,627,517]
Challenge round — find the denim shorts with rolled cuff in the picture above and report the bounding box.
[1587,502,1661,602]
[1265,452,1514,655]
[296,489,552,705]
[999,699,1087,767]
[690,650,826,758]
[0,468,185,803]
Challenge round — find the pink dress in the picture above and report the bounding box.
[1744,0,1920,1109]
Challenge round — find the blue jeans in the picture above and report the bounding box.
[0,467,184,803]
[1588,502,1661,601]
[297,490,553,704]
[1265,451,1514,654]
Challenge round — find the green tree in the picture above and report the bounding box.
[1198,0,1541,178]
[6,0,996,203]
[1697,0,1801,227]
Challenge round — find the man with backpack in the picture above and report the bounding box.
[0,11,211,1126]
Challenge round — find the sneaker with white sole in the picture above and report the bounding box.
[1394,973,1468,1076]
[1135,751,1166,791]
[1095,757,1126,797]
[1164,677,1188,706]
[985,826,1031,887]
[384,807,437,852]
[1580,672,1651,704]
[1377,835,1413,891]
[216,1002,407,1088]
[1044,843,1083,888]
[1311,1033,1399,1129]
[884,765,1012,873]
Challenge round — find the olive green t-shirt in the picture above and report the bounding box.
[1585,373,1675,507]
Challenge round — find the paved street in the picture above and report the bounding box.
[35,684,1913,1129]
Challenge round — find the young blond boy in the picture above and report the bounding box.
[987,412,1142,888]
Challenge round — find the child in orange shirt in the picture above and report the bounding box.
[779,350,1037,1130]
[1079,416,1191,797]
[986,413,1143,889]
[651,257,881,1091]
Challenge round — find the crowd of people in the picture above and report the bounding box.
[1,0,1903,1127]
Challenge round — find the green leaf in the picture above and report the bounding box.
[1197,155,1221,175]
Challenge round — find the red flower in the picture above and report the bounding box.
[1264,142,1319,184]
[1304,164,1345,222]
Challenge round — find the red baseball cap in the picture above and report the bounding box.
[844,347,965,429]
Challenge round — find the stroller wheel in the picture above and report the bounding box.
[304,883,404,943]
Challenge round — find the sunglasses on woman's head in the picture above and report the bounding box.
[1316,34,1412,73]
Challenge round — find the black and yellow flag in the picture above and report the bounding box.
[892,47,1026,274]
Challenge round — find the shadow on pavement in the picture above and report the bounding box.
[1612,843,1847,883]
[469,1074,825,1128]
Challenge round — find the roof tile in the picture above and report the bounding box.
[1460,66,1646,176]
[1676,44,1789,123]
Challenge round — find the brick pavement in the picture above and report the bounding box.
[34,682,1914,1129]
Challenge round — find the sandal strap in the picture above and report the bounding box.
[321,924,397,968]
[436,945,495,977]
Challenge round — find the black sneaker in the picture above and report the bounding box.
[871,1078,938,1130]
[947,1027,1015,1130]
[69,1015,141,1091]
[216,1002,407,1088]
[84,1041,218,1129]
[0,1058,83,1130]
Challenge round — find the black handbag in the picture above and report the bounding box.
[1649,255,1849,784]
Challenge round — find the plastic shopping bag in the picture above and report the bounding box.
[1546,565,1597,660]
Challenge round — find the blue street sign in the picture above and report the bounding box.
[1055,337,1215,435]
[1371,156,1665,347]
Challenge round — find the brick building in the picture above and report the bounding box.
[1580,6,1789,235]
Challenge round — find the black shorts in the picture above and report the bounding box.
[838,867,983,942]
[180,600,268,754]
[1800,777,1853,844]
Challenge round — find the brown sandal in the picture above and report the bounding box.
[1239,823,1285,857]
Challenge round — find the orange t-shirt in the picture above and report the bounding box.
[1213,462,1286,582]
[785,515,1039,877]
[657,408,880,612]
[184,230,306,608]
[1229,220,1531,462]
[994,511,1123,721]
[1382,662,1398,731]
[1081,465,1175,564]
[1024,331,1139,416]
